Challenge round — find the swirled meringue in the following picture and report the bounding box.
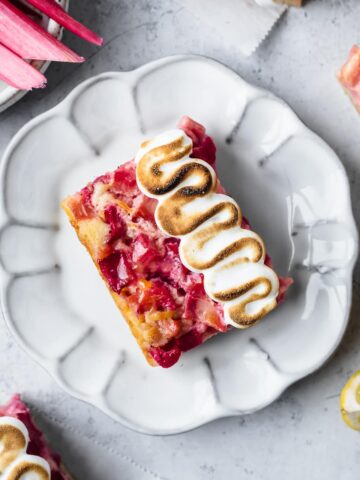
[135,129,279,328]
[0,417,50,480]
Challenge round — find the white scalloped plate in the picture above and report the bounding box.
[0,0,69,113]
[0,56,357,434]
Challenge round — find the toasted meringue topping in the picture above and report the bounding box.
[0,418,50,479]
[135,129,279,328]
[0,419,28,473]
[3,456,50,480]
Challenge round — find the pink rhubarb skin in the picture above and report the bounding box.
[338,45,360,110]
[0,394,73,480]
[25,0,103,46]
[0,0,84,62]
[0,43,46,89]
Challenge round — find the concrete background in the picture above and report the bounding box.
[1,0,360,478]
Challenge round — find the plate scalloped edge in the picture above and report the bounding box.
[0,54,358,435]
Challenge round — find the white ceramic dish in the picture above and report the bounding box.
[0,0,69,113]
[0,56,357,435]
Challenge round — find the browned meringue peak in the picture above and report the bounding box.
[157,196,239,238]
[0,422,26,472]
[0,417,50,480]
[227,278,277,327]
[136,134,194,196]
[5,459,49,480]
[182,230,264,271]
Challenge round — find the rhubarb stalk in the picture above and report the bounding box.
[25,0,103,46]
[0,43,46,90]
[0,0,84,62]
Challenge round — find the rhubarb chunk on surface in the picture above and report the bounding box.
[338,45,360,112]
[0,0,83,62]
[25,0,103,46]
[0,43,46,90]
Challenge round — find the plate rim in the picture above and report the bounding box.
[0,54,358,435]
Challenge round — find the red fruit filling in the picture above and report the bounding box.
[149,340,181,369]
[0,395,72,479]
[67,116,291,367]
[104,205,126,242]
[98,251,133,294]
[132,233,158,265]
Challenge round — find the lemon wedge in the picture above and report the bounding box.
[340,370,360,430]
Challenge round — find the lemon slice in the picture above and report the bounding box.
[340,370,360,430]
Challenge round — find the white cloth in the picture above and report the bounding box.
[179,0,287,56]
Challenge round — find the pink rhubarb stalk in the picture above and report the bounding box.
[0,0,84,62]
[25,0,103,46]
[12,0,42,20]
[0,43,46,89]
